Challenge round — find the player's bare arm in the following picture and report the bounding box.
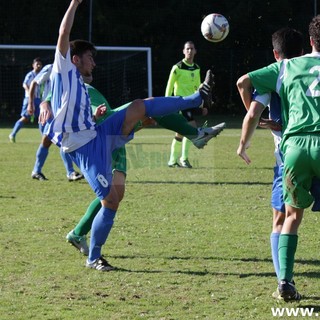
[57,0,82,58]
[236,74,253,111]
[27,80,37,115]
[237,101,265,164]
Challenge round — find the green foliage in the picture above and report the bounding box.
[1,121,320,319]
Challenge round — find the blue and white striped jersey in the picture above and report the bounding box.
[23,70,40,99]
[33,64,53,101]
[253,90,283,166]
[47,48,96,152]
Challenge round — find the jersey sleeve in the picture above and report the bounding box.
[249,62,280,95]
[195,67,201,89]
[252,91,270,108]
[52,47,72,75]
[165,65,177,96]
[34,64,52,85]
[86,85,111,111]
[23,71,33,86]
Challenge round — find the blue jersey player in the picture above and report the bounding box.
[28,64,84,182]
[47,0,215,271]
[9,57,43,142]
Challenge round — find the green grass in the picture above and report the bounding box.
[1,121,320,320]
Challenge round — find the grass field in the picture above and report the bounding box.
[1,119,320,320]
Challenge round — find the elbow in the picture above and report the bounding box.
[247,108,262,121]
[59,26,71,37]
[236,74,251,91]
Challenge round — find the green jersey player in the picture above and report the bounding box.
[240,16,320,301]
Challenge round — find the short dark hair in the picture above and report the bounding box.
[272,27,303,59]
[184,41,195,49]
[33,57,42,64]
[70,40,97,58]
[309,15,320,51]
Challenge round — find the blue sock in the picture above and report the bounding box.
[270,232,280,280]
[88,207,116,262]
[11,120,24,137]
[144,93,202,117]
[60,149,74,176]
[32,144,49,173]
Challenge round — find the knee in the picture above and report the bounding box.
[101,194,120,211]
[273,210,285,232]
[42,135,52,148]
[131,99,146,113]
[285,211,303,228]
[21,117,29,124]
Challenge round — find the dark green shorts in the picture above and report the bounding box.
[112,146,126,174]
[282,134,320,208]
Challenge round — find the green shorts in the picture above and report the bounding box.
[282,134,320,208]
[112,146,127,175]
[97,106,128,175]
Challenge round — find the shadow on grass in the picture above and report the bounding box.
[111,254,320,266]
[113,266,276,278]
[108,254,320,278]
[241,257,320,267]
[128,180,272,186]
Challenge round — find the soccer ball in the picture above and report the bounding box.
[201,13,229,43]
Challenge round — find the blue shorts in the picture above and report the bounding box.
[69,108,133,199]
[20,97,41,118]
[271,164,285,213]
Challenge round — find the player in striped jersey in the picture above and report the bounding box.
[48,0,215,271]
[65,82,225,256]
[9,57,43,142]
[28,64,83,181]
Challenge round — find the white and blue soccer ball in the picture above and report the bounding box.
[201,13,230,43]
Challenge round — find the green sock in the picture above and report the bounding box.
[73,198,101,236]
[168,138,182,165]
[181,137,192,161]
[154,113,198,139]
[278,234,298,281]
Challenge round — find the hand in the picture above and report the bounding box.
[94,104,107,121]
[141,117,157,127]
[27,103,34,116]
[39,101,53,126]
[237,143,251,165]
[201,108,208,116]
[259,118,282,131]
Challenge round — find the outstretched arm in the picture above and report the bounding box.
[237,101,265,164]
[57,0,82,58]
